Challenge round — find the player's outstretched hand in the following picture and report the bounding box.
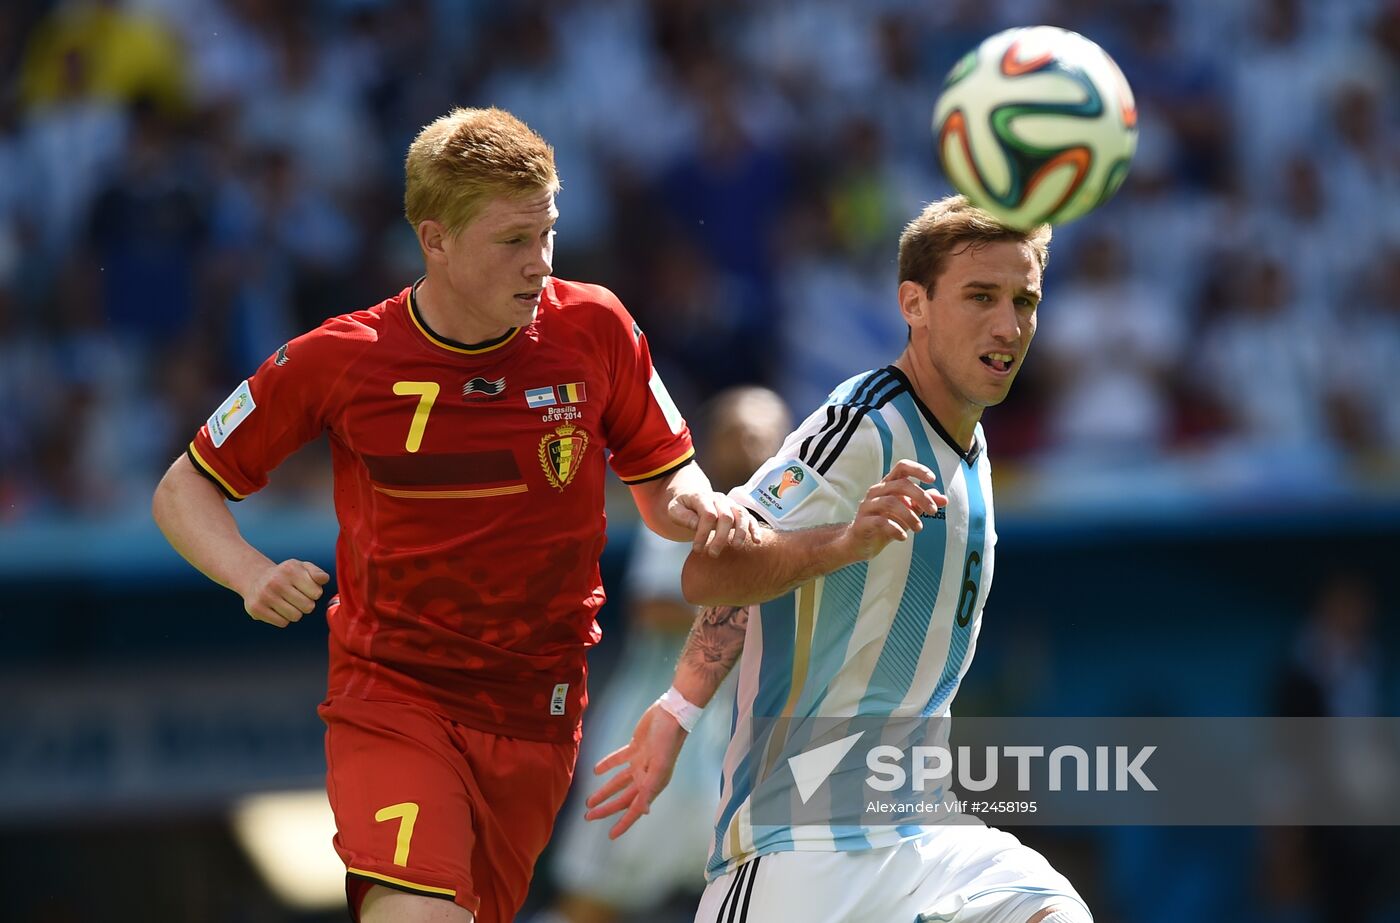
[669,490,761,557]
[841,460,947,561]
[240,559,330,628]
[585,701,687,839]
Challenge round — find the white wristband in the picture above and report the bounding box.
[656,686,703,733]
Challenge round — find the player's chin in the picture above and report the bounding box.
[972,377,1018,406]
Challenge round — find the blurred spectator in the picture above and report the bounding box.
[1264,573,1399,923]
[19,0,186,113]
[0,0,1391,522]
[1197,256,1329,451]
[235,18,376,196]
[1037,232,1183,457]
[84,98,209,345]
[1323,78,1400,248]
[19,33,129,268]
[1324,243,1400,458]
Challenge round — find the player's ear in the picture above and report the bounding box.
[417,220,448,263]
[898,280,929,329]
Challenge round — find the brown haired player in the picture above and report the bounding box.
[593,197,1090,923]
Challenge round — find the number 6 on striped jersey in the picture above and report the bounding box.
[374,801,420,866]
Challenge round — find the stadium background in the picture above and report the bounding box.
[1,0,1397,920]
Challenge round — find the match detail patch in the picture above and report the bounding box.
[208,380,256,448]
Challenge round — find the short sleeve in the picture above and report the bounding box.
[731,404,885,531]
[594,289,695,483]
[187,329,343,500]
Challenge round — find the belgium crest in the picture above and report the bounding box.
[539,423,589,491]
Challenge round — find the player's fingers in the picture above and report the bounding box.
[690,508,718,554]
[585,769,634,809]
[282,585,318,615]
[667,498,700,531]
[594,744,633,775]
[726,507,755,547]
[705,508,735,557]
[867,495,923,532]
[873,478,939,514]
[728,524,746,547]
[745,514,762,543]
[304,562,331,585]
[884,521,910,543]
[248,606,290,628]
[609,796,652,839]
[266,596,304,623]
[287,567,325,601]
[885,459,938,484]
[585,786,636,820]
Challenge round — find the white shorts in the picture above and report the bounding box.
[694,825,1089,923]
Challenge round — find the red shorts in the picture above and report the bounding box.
[319,696,579,922]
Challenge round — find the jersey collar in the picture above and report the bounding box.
[407,278,524,356]
[884,365,984,466]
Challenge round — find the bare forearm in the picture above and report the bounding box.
[152,458,272,596]
[631,462,713,542]
[681,523,857,606]
[672,604,752,706]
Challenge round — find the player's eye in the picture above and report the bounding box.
[971,293,991,302]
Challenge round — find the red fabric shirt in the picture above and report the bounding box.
[189,278,694,742]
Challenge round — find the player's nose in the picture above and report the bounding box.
[524,249,552,280]
[988,298,1022,342]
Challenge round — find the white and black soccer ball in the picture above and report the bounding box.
[933,26,1138,229]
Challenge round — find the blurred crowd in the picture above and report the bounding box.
[0,0,1397,522]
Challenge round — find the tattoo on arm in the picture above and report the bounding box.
[679,604,751,690]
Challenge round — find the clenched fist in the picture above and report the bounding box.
[240,559,330,628]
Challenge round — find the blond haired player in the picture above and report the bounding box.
[153,107,755,923]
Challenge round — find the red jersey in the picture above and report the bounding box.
[188,278,694,742]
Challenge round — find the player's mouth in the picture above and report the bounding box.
[979,352,1016,376]
[514,289,543,306]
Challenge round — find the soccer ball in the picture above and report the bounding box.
[933,26,1138,229]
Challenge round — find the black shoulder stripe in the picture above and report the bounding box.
[815,407,871,476]
[803,402,852,467]
[799,405,837,461]
[814,377,905,476]
[799,371,896,467]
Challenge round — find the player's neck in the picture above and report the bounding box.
[414,276,513,345]
[892,352,980,452]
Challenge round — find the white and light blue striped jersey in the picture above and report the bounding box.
[708,365,997,879]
